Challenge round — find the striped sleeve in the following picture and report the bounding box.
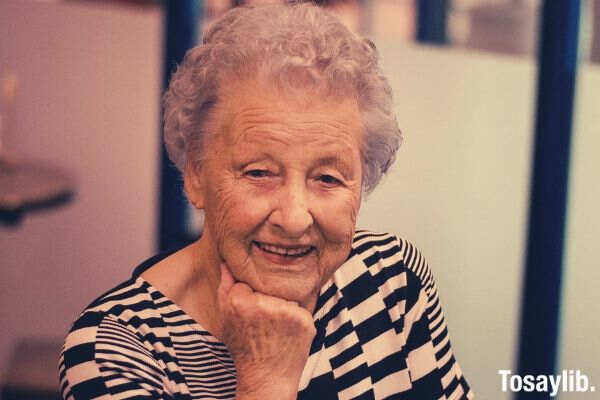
[59,312,173,400]
[398,237,474,399]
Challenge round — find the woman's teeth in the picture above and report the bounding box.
[255,241,313,257]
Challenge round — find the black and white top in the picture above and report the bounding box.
[59,231,473,399]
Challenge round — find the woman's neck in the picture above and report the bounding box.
[140,234,224,340]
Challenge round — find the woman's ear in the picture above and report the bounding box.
[184,163,205,210]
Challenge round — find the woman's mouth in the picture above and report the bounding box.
[253,241,314,259]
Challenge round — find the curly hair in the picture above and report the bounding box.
[163,2,401,194]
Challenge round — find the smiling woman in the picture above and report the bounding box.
[186,87,363,312]
[58,3,473,399]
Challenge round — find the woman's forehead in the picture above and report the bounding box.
[220,85,363,138]
[220,73,358,112]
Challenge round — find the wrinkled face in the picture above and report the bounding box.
[187,82,363,310]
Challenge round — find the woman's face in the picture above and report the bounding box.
[188,83,363,310]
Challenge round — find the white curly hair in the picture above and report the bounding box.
[163,2,401,194]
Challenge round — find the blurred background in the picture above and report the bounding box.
[0,0,598,399]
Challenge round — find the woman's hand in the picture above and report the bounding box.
[218,263,316,400]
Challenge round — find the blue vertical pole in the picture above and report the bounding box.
[516,1,581,397]
[159,0,200,251]
[416,0,448,44]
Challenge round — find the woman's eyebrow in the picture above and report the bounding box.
[313,156,354,178]
[233,152,276,167]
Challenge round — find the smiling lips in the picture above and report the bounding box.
[253,241,314,258]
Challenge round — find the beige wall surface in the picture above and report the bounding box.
[0,0,161,380]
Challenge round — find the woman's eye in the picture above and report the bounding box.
[245,169,270,178]
[318,174,342,186]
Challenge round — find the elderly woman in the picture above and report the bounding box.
[59,3,472,399]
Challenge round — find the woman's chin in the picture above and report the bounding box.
[253,274,320,309]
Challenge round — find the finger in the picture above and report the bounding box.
[245,292,317,337]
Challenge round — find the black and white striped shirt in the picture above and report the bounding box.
[59,231,473,399]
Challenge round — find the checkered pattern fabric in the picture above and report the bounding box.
[298,231,473,399]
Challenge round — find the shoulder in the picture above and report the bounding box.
[59,279,171,399]
[62,277,168,351]
[60,277,165,375]
[318,230,435,317]
[60,277,160,358]
[348,229,435,294]
[75,276,160,321]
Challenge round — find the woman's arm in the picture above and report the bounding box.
[59,313,173,399]
[217,263,316,400]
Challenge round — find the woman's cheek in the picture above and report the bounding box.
[205,178,249,245]
[320,192,360,240]
[208,182,237,228]
[221,188,272,236]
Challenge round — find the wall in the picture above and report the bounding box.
[0,0,162,381]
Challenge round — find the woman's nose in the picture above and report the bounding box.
[268,183,313,238]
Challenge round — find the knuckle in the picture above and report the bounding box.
[229,292,241,308]
[229,291,250,313]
